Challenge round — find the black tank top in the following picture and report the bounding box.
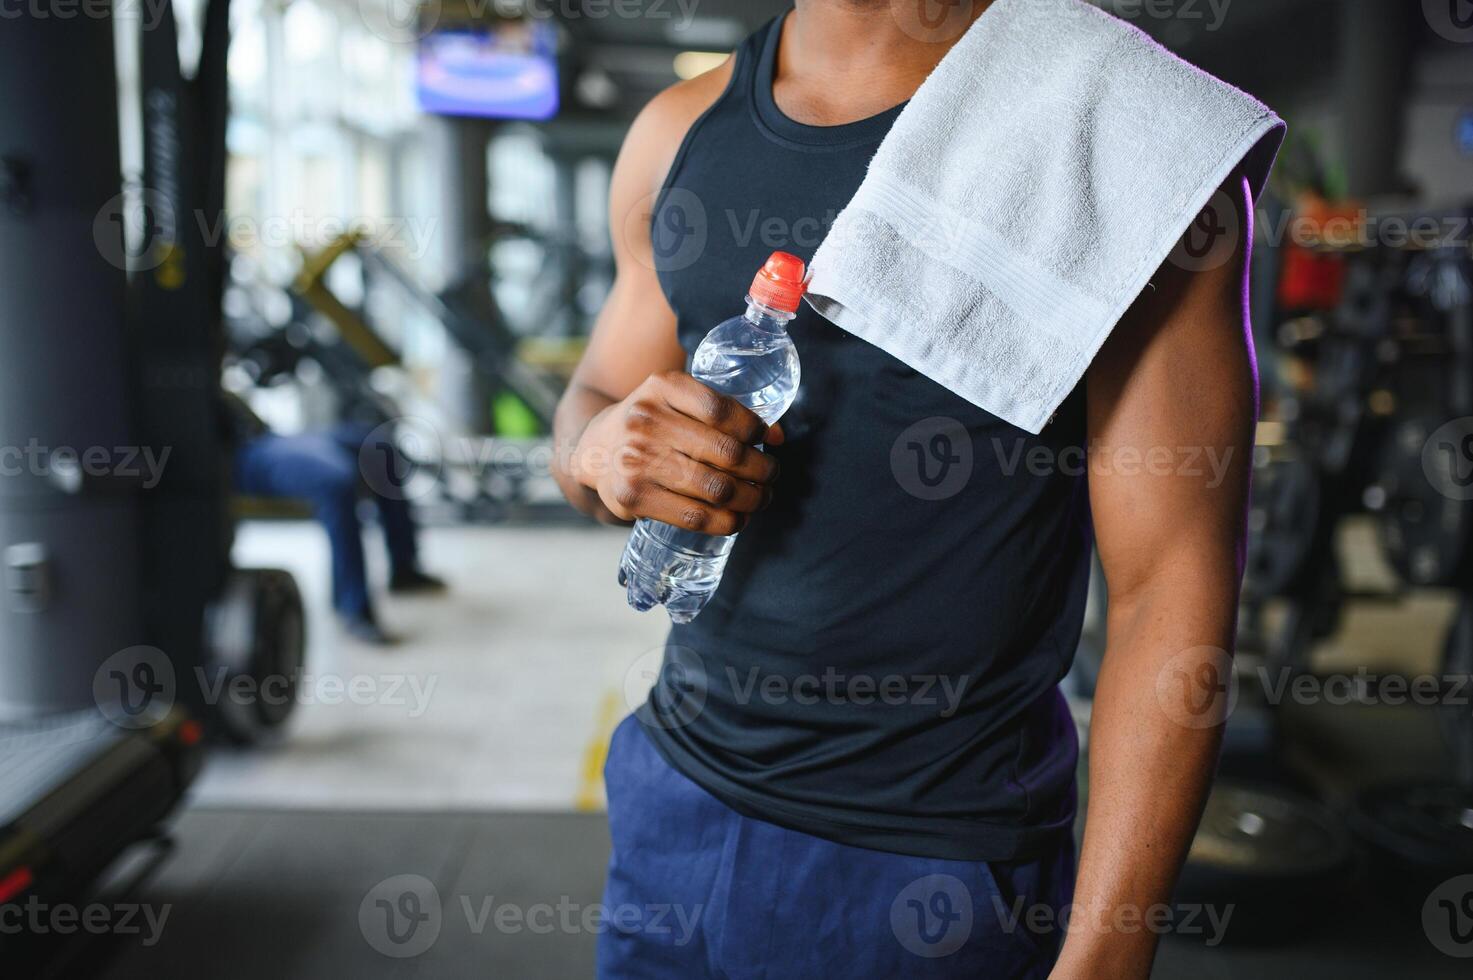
[636,15,1092,862]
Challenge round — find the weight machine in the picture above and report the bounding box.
[226,230,573,523]
[1,4,305,969]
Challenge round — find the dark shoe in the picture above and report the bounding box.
[340,611,394,645]
[389,568,448,595]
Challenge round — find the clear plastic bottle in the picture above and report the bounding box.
[619,252,807,623]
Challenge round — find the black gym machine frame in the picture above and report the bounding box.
[1,3,306,969]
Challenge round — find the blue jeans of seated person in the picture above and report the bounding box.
[597,714,1075,979]
[234,421,418,618]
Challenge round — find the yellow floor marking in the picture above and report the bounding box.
[575,690,622,812]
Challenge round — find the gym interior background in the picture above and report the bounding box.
[2,0,1472,976]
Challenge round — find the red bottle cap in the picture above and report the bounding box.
[749,251,808,314]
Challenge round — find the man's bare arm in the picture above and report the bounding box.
[551,71,703,520]
[1054,175,1258,977]
[552,60,783,531]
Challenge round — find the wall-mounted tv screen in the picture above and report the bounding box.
[417,22,559,121]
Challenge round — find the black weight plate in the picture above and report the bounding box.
[206,567,306,744]
[1379,416,1473,588]
[1349,778,1473,884]
[1173,781,1351,943]
[1245,456,1320,597]
[252,568,305,730]
[1335,259,1394,339]
[1442,601,1473,785]
[1188,781,1351,878]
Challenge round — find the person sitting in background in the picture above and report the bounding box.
[222,392,446,644]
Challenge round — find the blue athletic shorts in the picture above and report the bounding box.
[597,714,1075,979]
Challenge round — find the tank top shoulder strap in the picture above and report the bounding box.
[724,16,776,108]
[653,18,775,208]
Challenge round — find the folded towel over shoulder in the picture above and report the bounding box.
[804,0,1285,433]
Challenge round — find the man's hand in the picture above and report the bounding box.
[550,55,744,526]
[572,371,783,535]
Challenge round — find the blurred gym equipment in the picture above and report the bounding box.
[1068,197,1473,946]
[225,228,574,522]
[1,6,303,972]
[1215,206,1473,938]
[4,1,1473,977]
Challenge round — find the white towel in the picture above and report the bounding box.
[804,0,1285,434]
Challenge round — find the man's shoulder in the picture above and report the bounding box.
[616,56,736,201]
[641,57,736,133]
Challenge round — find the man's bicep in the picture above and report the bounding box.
[571,268,685,403]
[568,68,732,402]
[568,120,683,399]
[1085,174,1259,602]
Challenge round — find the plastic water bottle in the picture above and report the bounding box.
[619,251,807,623]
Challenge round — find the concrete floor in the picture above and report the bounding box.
[141,516,1467,980]
[192,520,667,812]
[198,516,1460,813]
[90,808,1467,980]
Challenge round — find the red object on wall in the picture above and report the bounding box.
[1277,194,1362,312]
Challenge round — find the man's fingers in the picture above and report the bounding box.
[657,412,780,485]
[608,483,747,536]
[656,372,771,446]
[652,454,770,513]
